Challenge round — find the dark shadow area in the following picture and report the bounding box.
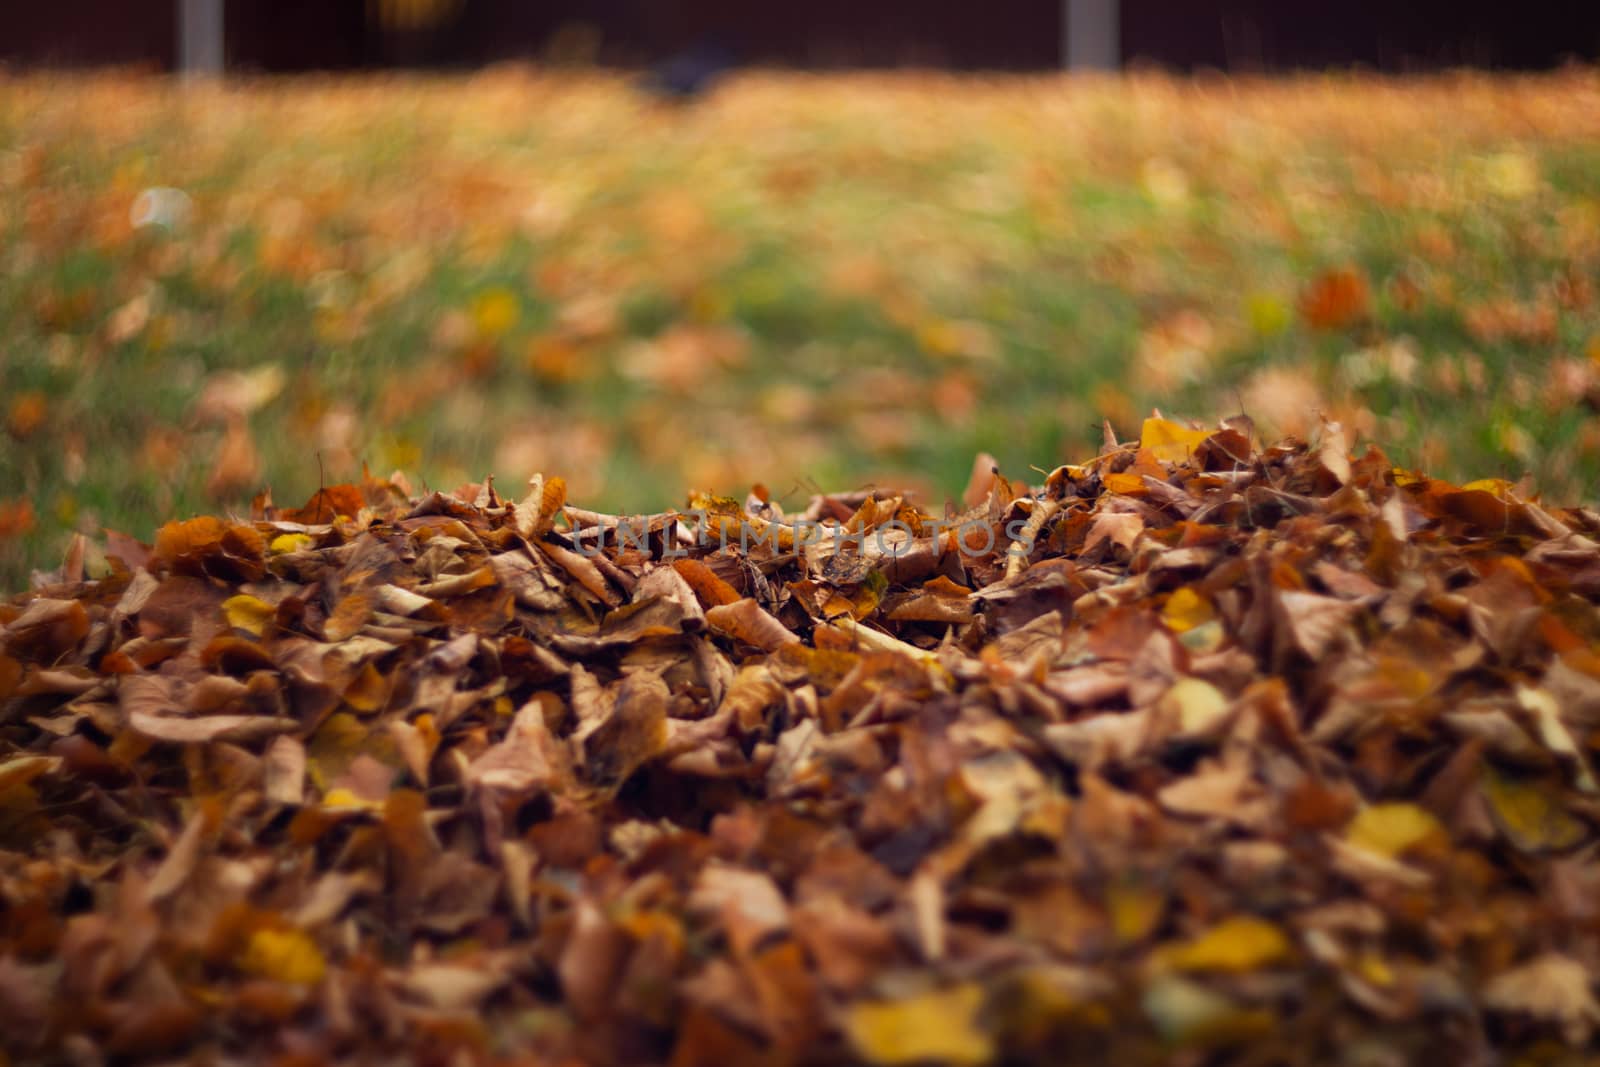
[3,0,1596,74]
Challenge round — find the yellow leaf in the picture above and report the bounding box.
[1246,293,1289,337]
[1483,150,1538,199]
[1355,953,1396,989]
[917,318,964,358]
[540,475,567,527]
[321,787,382,811]
[843,984,993,1067]
[1345,802,1445,858]
[1162,588,1215,633]
[1157,677,1230,737]
[1108,881,1165,945]
[471,286,520,339]
[307,712,395,788]
[1462,478,1513,494]
[1102,472,1146,496]
[269,532,314,554]
[1139,417,1211,465]
[1160,916,1291,973]
[849,580,884,620]
[1143,975,1273,1046]
[240,927,326,985]
[222,594,274,637]
[1483,768,1588,853]
[342,661,389,714]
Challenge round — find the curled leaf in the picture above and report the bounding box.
[706,598,799,651]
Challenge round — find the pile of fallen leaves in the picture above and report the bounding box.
[6,415,1600,1066]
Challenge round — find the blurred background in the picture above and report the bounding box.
[1,3,1599,586]
[6,2,1597,72]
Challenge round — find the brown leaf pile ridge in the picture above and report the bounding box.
[6,417,1600,1065]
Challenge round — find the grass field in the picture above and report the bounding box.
[3,68,1599,588]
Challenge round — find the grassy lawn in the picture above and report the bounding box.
[2,68,1599,589]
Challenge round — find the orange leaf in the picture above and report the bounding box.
[1102,472,1147,496]
[0,498,37,539]
[672,558,742,607]
[541,475,567,525]
[1299,266,1371,331]
[281,484,365,525]
[154,516,226,561]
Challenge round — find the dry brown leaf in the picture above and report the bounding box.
[540,540,618,605]
[706,597,800,651]
[466,698,561,794]
[206,418,262,501]
[1483,954,1600,1044]
[9,403,1600,1065]
[1084,510,1145,554]
[263,735,306,805]
[1279,590,1360,659]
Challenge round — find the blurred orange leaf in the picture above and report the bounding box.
[1299,266,1371,331]
[239,927,326,986]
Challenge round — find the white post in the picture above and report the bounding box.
[178,0,225,77]
[1064,0,1119,71]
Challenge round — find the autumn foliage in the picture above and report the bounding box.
[6,70,1600,592]
[5,418,1600,1064]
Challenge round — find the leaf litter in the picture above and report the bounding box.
[4,416,1600,1064]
